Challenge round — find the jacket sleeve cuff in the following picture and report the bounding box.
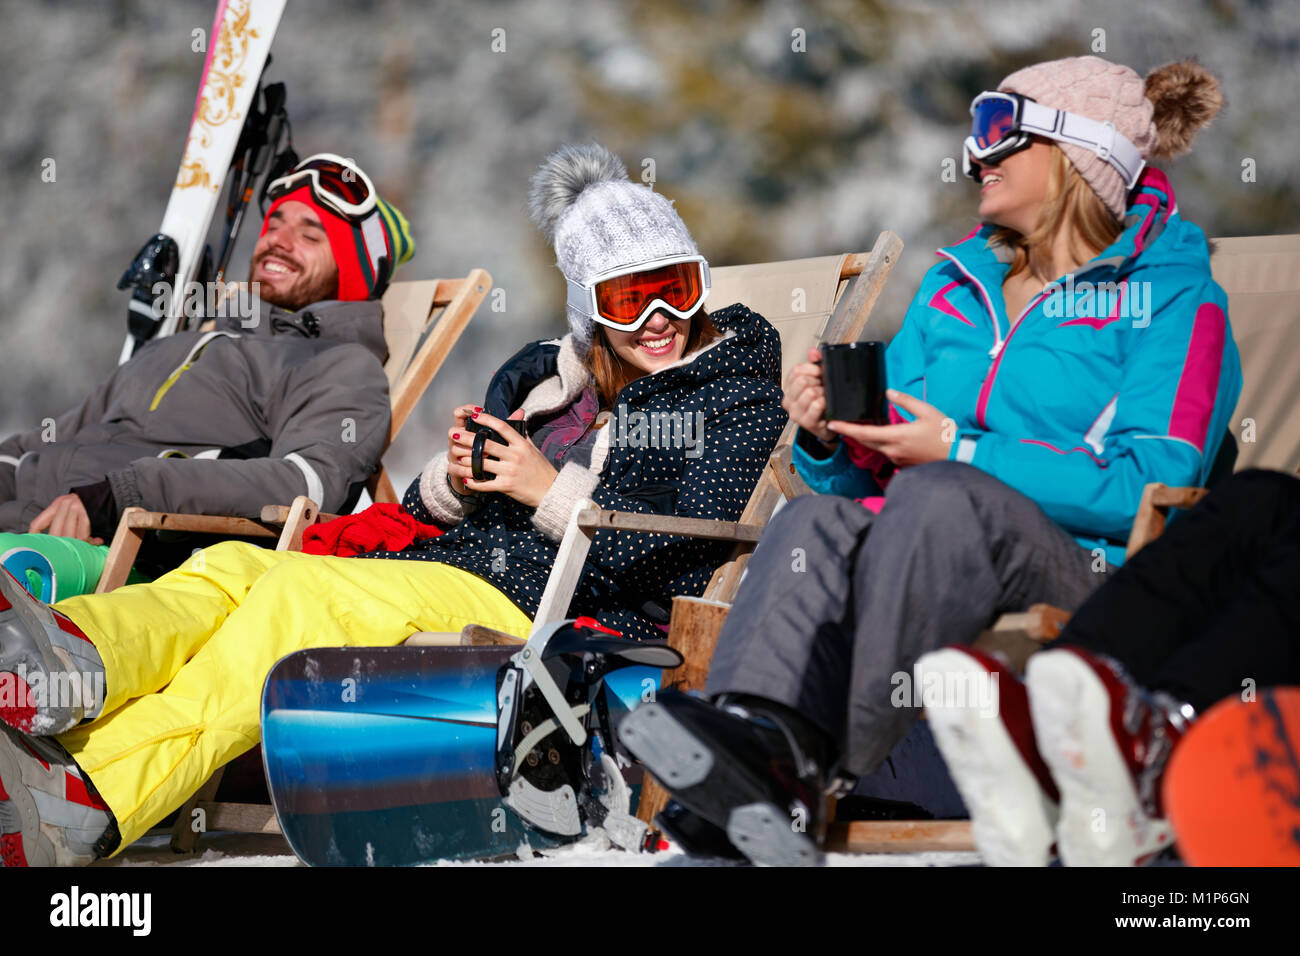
[948,430,982,464]
[106,467,144,512]
[72,479,119,540]
[791,430,852,481]
[531,461,601,542]
[418,452,479,526]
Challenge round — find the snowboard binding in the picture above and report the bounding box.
[494,617,682,849]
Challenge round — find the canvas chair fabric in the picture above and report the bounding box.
[379,279,442,390]
[708,254,849,378]
[1211,234,1300,474]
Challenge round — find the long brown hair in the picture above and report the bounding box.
[990,144,1124,282]
[583,311,723,409]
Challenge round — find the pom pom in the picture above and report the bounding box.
[1145,59,1225,160]
[527,143,630,242]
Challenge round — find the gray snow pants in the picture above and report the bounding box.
[705,461,1109,778]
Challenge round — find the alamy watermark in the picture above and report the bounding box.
[151,280,262,327]
[0,666,103,726]
[1042,276,1151,328]
[609,404,705,459]
[891,667,1000,718]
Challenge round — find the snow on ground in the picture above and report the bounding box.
[95,829,981,868]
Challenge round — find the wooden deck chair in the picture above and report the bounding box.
[161,234,903,852]
[95,270,491,593]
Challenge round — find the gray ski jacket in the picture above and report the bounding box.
[0,298,390,537]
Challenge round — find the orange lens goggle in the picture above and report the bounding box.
[590,259,708,330]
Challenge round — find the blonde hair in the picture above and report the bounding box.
[990,144,1124,282]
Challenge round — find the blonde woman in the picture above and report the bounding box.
[621,57,1242,867]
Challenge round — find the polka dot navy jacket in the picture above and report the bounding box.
[371,303,786,642]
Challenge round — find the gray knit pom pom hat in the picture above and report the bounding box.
[528,143,700,354]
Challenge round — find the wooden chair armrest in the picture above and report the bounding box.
[988,603,1071,642]
[769,441,814,501]
[574,508,764,543]
[1125,482,1208,560]
[1149,485,1209,510]
[972,604,1072,675]
[260,504,340,525]
[123,510,279,538]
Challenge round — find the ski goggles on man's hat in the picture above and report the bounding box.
[265,153,377,220]
[962,91,1146,190]
[567,254,711,333]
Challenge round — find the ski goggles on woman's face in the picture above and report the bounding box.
[265,153,377,220]
[962,91,1146,190]
[567,255,711,333]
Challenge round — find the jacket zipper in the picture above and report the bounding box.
[940,247,1115,428]
[148,331,237,411]
[974,289,1051,427]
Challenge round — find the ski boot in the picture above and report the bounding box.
[916,645,1061,866]
[1027,646,1192,866]
[494,617,682,853]
[0,724,116,866]
[655,799,745,860]
[0,568,105,736]
[618,689,835,866]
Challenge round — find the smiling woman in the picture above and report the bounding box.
[0,142,787,867]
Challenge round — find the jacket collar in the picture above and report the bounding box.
[941,167,1180,284]
[516,316,742,420]
[216,298,388,365]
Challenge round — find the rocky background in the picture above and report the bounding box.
[2,0,1297,495]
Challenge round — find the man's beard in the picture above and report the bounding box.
[249,252,340,312]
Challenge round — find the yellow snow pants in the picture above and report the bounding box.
[51,540,533,853]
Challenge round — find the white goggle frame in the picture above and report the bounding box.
[565,253,712,333]
[266,152,378,220]
[963,93,1146,191]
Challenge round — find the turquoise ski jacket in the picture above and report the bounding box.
[795,168,1242,566]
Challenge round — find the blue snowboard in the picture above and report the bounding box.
[261,644,658,866]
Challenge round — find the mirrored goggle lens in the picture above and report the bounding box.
[971,96,1018,151]
[594,262,704,324]
[296,159,372,206]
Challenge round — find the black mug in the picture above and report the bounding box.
[466,417,527,481]
[820,341,888,424]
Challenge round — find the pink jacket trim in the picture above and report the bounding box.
[1167,303,1227,454]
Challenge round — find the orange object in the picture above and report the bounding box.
[1163,687,1300,866]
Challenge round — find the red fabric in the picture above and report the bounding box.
[302,503,443,557]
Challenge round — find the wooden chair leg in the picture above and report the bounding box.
[95,508,148,593]
[170,766,227,853]
[274,495,319,551]
[635,596,732,827]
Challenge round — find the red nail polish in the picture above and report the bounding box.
[474,406,482,412]
[453,433,460,439]
[471,412,478,419]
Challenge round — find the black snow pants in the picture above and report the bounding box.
[1050,467,1300,712]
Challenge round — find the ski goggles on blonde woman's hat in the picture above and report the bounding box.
[962,91,1146,190]
[567,255,711,334]
[265,153,377,220]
